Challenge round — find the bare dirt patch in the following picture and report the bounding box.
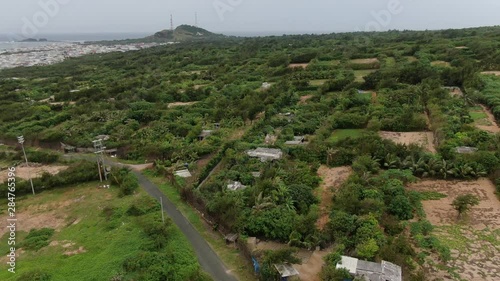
[481,71,500,76]
[167,101,198,108]
[316,166,352,230]
[474,105,500,133]
[408,178,500,229]
[379,131,436,153]
[408,178,500,280]
[0,209,66,237]
[299,95,313,104]
[293,249,332,281]
[64,246,87,256]
[0,165,68,183]
[350,58,379,64]
[288,63,309,69]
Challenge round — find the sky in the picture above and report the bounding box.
[1,0,499,37]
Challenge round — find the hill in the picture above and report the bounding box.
[88,25,225,45]
[150,25,225,41]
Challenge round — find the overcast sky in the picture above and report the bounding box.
[1,0,499,36]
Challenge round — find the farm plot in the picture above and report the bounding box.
[379,131,436,153]
[354,69,377,82]
[330,129,366,142]
[309,79,327,87]
[288,63,309,69]
[481,71,500,76]
[350,58,379,64]
[431,61,451,67]
[470,105,500,133]
[316,166,352,230]
[407,178,500,281]
[167,101,198,108]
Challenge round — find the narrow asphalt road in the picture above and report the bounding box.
[132,171,238,281]
[64,155,238,281]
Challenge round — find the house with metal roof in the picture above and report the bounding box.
[455,146,478,154]
[336,256,402,281]
[247,148,283,162]
[285,136,306,145]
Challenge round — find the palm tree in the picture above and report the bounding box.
[383,153,401,169]
[252,192,274,213]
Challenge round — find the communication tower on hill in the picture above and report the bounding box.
[170,14,174,32]
[195,12,198,28]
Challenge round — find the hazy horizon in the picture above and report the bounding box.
[1,0,500,40]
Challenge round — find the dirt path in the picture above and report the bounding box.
[476,104,500,133]
[315,166,352,230]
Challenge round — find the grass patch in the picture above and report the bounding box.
[143,170,257,281]
[330,129,366,142]
[469,109,492,126]
[431,61,451,68]
[354,70,377,82]
[406,56,418,62]
[309,79,328,87]
[0,182,203,281]
[385,57,396,68]
[418,191,447,201]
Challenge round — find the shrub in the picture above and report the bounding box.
[110,168,139,196]
[21,228,55,251]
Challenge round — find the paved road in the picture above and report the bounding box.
[64,155,238,281]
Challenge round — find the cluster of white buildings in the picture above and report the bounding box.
[0,42,170,70]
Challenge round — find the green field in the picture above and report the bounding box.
[0,183,204,281]
[330,129,366,142]
[431,61,451,67]
[470,110,488,121]
[354,70,377,82]
[385,57,397,68]
[309,79,328,86]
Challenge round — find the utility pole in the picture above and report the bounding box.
[160,197,165,224]
[93,138,109,183]
[17,135,35,195]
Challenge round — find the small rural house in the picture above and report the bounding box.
[336,256,402,281]
[247,148,283,162]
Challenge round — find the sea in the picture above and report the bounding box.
[0,32,150,51]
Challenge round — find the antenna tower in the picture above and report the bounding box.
[170,14,174,32]
[195,12,198,28]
